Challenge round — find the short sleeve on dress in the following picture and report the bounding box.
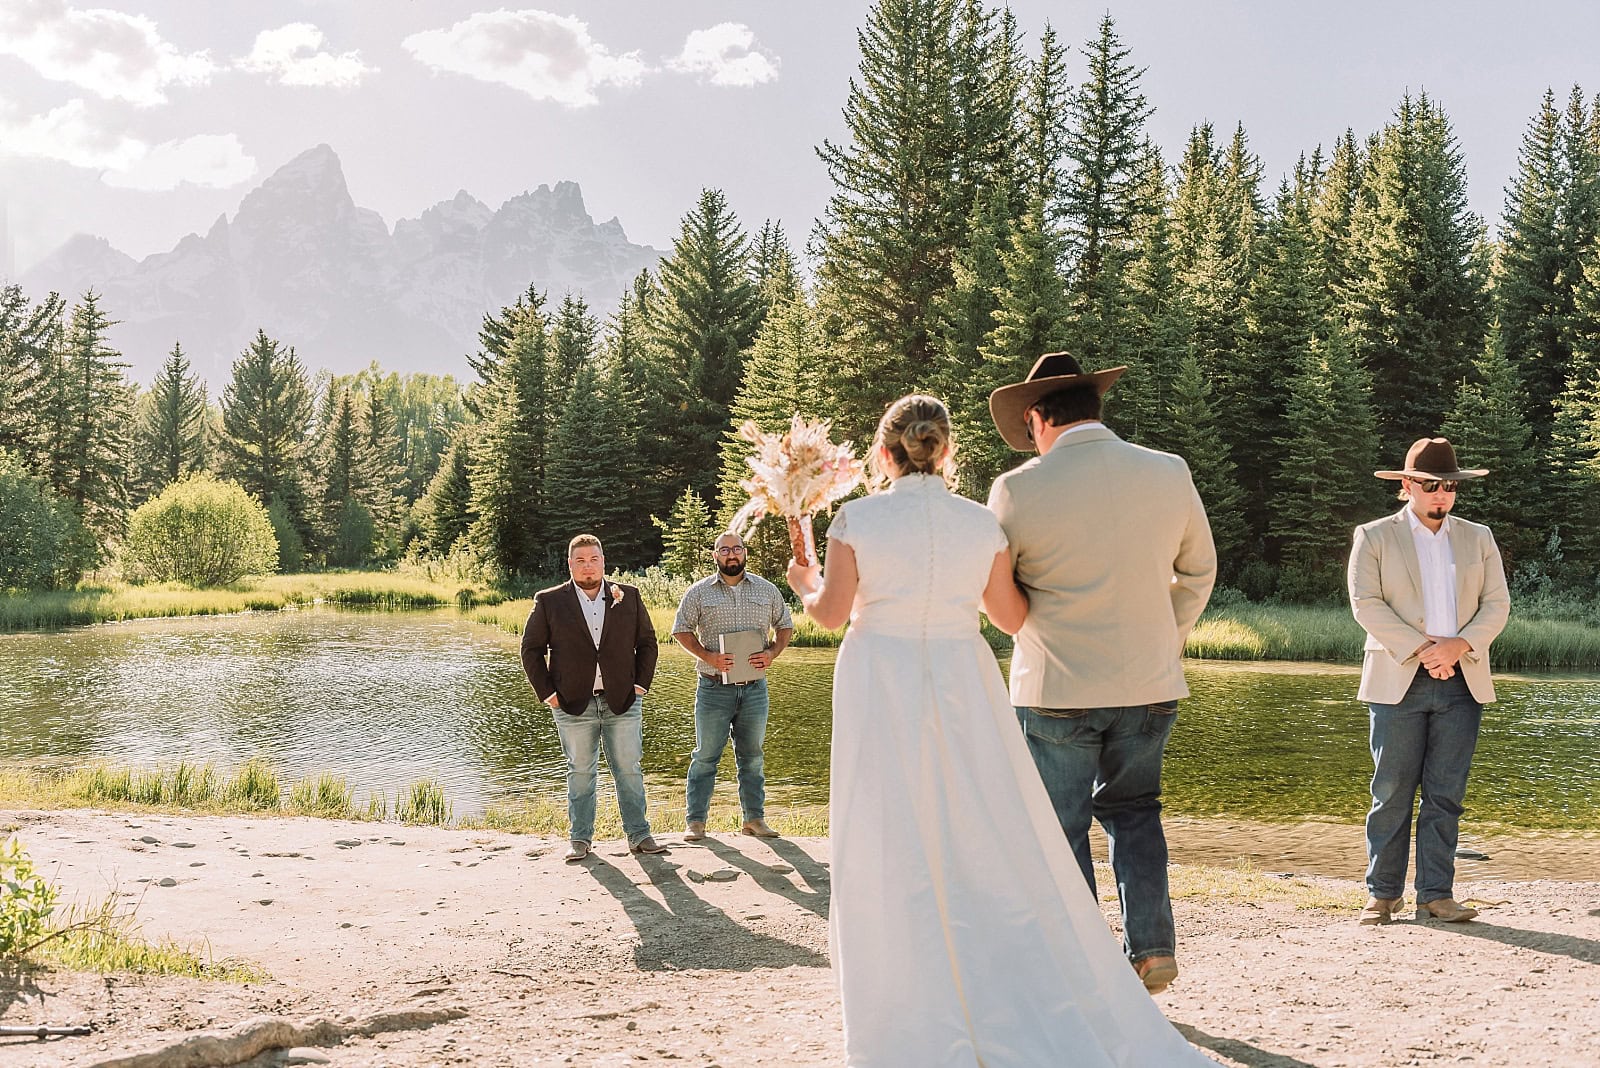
[827,505,852,547]
[987,513,1009,559]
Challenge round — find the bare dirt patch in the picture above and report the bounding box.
[3,809,1595,1067]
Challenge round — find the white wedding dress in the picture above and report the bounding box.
[826,473,1215,1067]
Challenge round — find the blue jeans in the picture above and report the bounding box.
[685,676,769,823]
[1365,671,1482,903]
[551,693,651,846]
[1016,702,1178,962]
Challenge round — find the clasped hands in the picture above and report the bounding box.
[1416,635,1471,679]
[705,650,775,672]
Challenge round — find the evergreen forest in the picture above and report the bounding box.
[6,1,1600,610]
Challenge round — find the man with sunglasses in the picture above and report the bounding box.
[1348,437,1509,925]
[673,531,794,841]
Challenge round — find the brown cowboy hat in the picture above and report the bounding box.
[1374,437,1489,480]
[989,352,1126,451]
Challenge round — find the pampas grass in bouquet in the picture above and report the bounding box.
[728,415,864,567]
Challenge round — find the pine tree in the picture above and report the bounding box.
[1270,327,1382,601]
[415,430,477,558]
[652,486,716,579]
[716,291,832,579]
[1108,143,1188,450]
[1440,326,1539,568]
[650,188,763,508]
[814,0,966,438]
[467,304,554,579]
[543,362,637,564]
[751,220,801,306]
[1496,88,1577,432]
[971,196,1072,490]
[1311,131,1363,297]
[1544,362,1600,576]
[468,284,545,414]
[0,285,61,464]
[1237,161,1327,547]
[1164,352,1247,573]
[1058,15,1152,369]
[1060,14,1152,286]
[1343,93,1488,458]
[550,292,599,407]
[219,329,316,556]
[133,342,209,502]
[57,292,133,542]
[316,387,383,565]
[931,183,1014,496]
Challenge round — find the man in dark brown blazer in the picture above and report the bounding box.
[520,533,664,862]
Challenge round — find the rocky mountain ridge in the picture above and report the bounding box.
[21,144,662,386]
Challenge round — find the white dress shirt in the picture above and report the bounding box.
[1406,508,1458,639]
[578,584,606,692]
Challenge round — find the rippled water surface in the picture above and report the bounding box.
[3,609,1596,828]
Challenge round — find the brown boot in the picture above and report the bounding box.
[741,818,779,838]
[1360,896,1404,925]
[684,821,707,842]
[1416,898,1478,922]
[1134,956,1178,994]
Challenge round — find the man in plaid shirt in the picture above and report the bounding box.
[672,531,794,840]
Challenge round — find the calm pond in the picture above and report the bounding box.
[3,608,1597,830]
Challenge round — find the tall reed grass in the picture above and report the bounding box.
[0,571,501,632]
[1186,601,1600,669]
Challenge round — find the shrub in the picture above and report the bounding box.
[122,475,279,586]
[0,450,96,590]
[0,836,58,955]
[330,500,376,567]
[265,497,306,573]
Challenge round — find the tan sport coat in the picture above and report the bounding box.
[987,426,1217,709]
[1347,508,1509,705]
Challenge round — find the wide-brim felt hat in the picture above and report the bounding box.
[1374,437,1489,480]
[989,352,1126,451]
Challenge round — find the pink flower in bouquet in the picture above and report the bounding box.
[728,415,864,566]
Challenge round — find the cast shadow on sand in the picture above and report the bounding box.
[1424,918,1600,965]
[697,836,830,919]
[1174,1024,1321,1067]
[583,853,828,972]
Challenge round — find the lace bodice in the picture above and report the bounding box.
[827,473,1008,639]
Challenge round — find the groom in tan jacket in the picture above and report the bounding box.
[1348,437,1509,925]
[987,353,1217,994]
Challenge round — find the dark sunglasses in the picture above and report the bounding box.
[1409,479,1460,493]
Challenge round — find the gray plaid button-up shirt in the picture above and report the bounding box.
[672,572,794,678]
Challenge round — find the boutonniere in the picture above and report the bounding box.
[608,584,626,609]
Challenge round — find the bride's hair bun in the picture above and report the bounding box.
[870,394,954,485]
[899,420,944,468]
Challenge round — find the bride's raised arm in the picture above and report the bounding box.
[787,537,858,632]
[980,550,1029,635]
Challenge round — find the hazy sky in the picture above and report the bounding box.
[3,1,1598,275]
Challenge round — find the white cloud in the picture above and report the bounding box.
[0,100,255,191]
[101,133,256,191]
[668,23,778,87]
[0,1,214,106]
[239,23,375,88]
[0,99,142,170]
[402,9,645,107]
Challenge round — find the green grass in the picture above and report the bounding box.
[0,571,502,632]
[37,896,266,980]
[463,798,830,839]
[287,773,355,818]
[397,778,451,825]
[1185,601,1600,669]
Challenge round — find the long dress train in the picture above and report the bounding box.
[827,473,1215,1067]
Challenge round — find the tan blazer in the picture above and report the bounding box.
[1347,508,1510,705]
[987,426,1217,709]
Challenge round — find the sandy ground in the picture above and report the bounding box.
[2,808,1597,1067]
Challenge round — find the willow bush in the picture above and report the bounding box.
[122,475,278,586]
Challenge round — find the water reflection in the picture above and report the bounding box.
[2,610,1595,828]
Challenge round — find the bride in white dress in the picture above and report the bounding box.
[788,394,1215,1067]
